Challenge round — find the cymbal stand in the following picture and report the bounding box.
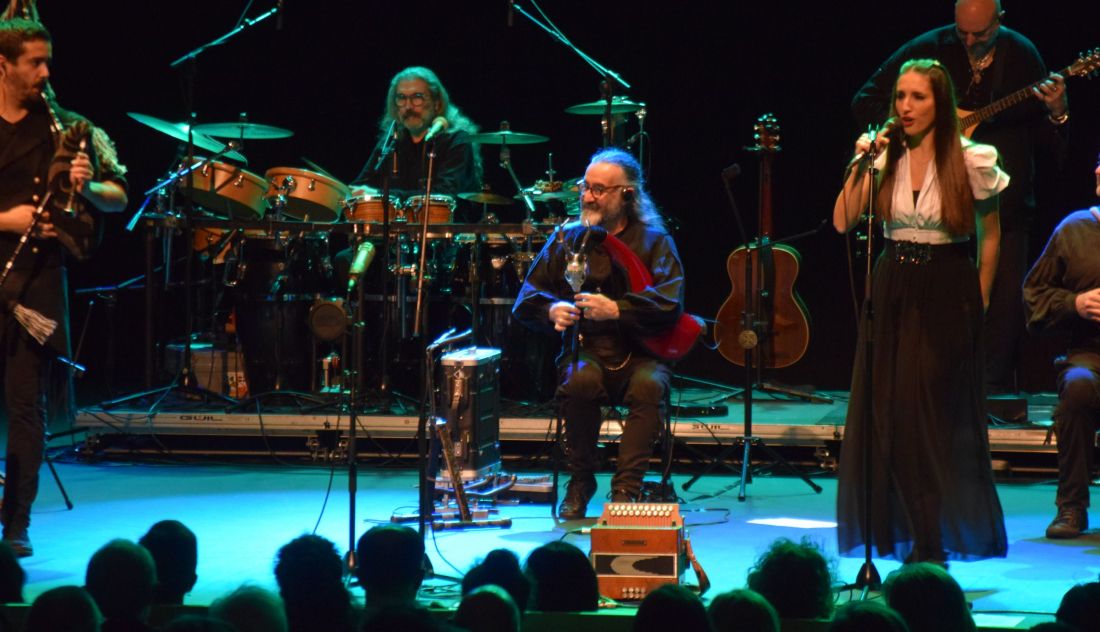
[496,123,537,223]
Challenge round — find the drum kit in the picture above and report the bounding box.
[126,104,652,402]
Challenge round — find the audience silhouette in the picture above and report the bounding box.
[632,584,712,632]
[273,534,357,632]
[85,539,157,632]
[24,585,101,632]
[746,537,835,620]
[138,520,199,606]
[708,588,779,632]
[461,548,530,612]
[883,562,975,632]
[524,541,599,612]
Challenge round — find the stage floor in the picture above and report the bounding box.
[13,457,1092,629]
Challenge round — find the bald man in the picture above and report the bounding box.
[852,0,1069,396]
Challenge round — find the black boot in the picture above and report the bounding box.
[558,475,597,520]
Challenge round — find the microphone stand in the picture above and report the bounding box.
[852,128,885,597]
[509,2,630,147]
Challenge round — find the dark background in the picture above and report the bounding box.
[33,0,1099,402]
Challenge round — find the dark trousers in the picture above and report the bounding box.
[1052,351,1100,510]
[557,351,670,494]
[984,228,1029,393]
[1,312,49,536]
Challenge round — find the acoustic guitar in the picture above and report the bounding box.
[714,114,810,369]
[958,48,1099,138]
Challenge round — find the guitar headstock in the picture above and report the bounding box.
[1067,48,1100,79]
[752,113,781,153]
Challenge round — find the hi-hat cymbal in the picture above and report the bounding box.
[468,130,549,145]
[194,121,294,140]
[458,191,513,205]
[564,97,645,116]
[127,112,247,162]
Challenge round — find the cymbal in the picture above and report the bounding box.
[127,112,247,162]
[468,130,549,145]
[194,121,294,140]
[564,97,645,116]
[458,191,513,205]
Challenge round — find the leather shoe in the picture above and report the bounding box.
[611,488,638,503]
[1046,505,1088,539]
[3,531,32,558]
[558,475,597,520]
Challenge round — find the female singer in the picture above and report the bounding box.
[833,58,1008,564]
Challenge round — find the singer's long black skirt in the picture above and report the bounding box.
[836,240,1007,562]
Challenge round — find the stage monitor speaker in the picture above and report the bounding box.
[438,347,502,483]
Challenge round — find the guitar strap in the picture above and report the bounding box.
[989,37,1010,105]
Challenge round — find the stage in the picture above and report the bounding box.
[0,387,1070,628]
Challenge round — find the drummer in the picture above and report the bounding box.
[351,66,481,207]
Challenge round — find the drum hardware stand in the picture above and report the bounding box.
[372,121,400,410]
[682,151,822,500]
[72,274,145,398]
[99,148,243,411]
[496,122,538,223]
[104,3,279,410]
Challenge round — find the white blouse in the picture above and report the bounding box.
[879,139,1010,245]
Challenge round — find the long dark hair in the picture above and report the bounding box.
[876,58,974,236]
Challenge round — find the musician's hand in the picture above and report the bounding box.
[70,151,93,193]
[1032,73,1068,118]
[549,300,581,332]
[0,204,52,238]
[350,185,381,198]
[575,293,619,321]
[854,132,888,161]
[1075,288,1100,323]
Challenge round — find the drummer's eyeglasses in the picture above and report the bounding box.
[579,182,628,199]
[394,92,430,106]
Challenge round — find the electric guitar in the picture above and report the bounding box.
[958,48,1100,138]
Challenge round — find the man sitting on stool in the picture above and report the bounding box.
[1023,152,1100,539]
[513,148,685,519]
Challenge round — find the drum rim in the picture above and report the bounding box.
[264,166,351,195]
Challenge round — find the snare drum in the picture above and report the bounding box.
[265,167,351,222]
[343,194,404,223]
[405,194,456,224]
[178,159,267,220]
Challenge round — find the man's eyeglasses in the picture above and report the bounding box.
[579,182,628,199]
[394,92,430,106]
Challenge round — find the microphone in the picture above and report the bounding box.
[507,0,514,26]
[423,116,449,142]
[721,163,742,181]
[852,117,900,163]
[276,0,284,30]
[346,241,377,291]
